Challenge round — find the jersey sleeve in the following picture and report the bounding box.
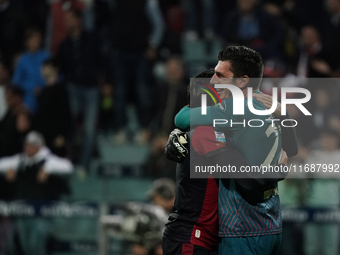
[175,99,237,130]
[174,106,191,129]
[191,126,229,157]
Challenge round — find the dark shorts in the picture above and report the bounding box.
[162,237,218,255]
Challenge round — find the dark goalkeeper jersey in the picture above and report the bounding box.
[163,126,230,250]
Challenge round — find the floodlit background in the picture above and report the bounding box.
[0,0,340,254]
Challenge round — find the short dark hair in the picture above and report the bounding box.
[218,46,264,89]
[6,85,25,98]
[148,178,175,201]
[188,69,215,108]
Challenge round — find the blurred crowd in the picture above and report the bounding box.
[1,0,340,254]
[1,0,340,174]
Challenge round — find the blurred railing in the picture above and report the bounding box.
[1,201,340,254]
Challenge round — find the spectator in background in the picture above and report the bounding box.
[222,0,285,60]
[0,131,73,255]
[181,0,216,40]
[152,56,187,134]
[263,1,281,17]
[286,104,316,147]
[260,58,287,95]
[296,26,340,79]
[58,8,102,175]
[98,83,114,133]
[0,60,14,255]
[0,214,13,255]
[35,59,71,157]
[322,0,340,51]
[12,28,50,112]
[146,177,175,255]
[148,178,175,214]
[214,0,236,35]
[108,0,164,145]
[0,0,28,67]
[0,86,31,158]
[20,0,48,34]
[145,134,177,180]
[0,86,31,205]
[159,0,184,55]
[45,0,84,54]
[303,129,340,255]
[0,60,9,120]
[285,88,340,148]
[280,0,327,31]
[310,88,340,136]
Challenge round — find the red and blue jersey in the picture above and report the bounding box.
[163,126,229,250]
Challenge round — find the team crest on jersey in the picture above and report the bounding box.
[195,229,201,238]
[215,131,226,142]
[217,101,225,111]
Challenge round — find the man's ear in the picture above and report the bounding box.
[236,75,249,90]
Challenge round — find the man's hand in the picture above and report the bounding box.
[165,129,189,163]
[5,169,16,182]
[37,169,49,183]
[253,92,281,117]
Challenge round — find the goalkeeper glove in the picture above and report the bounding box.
[164,129,189,163]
